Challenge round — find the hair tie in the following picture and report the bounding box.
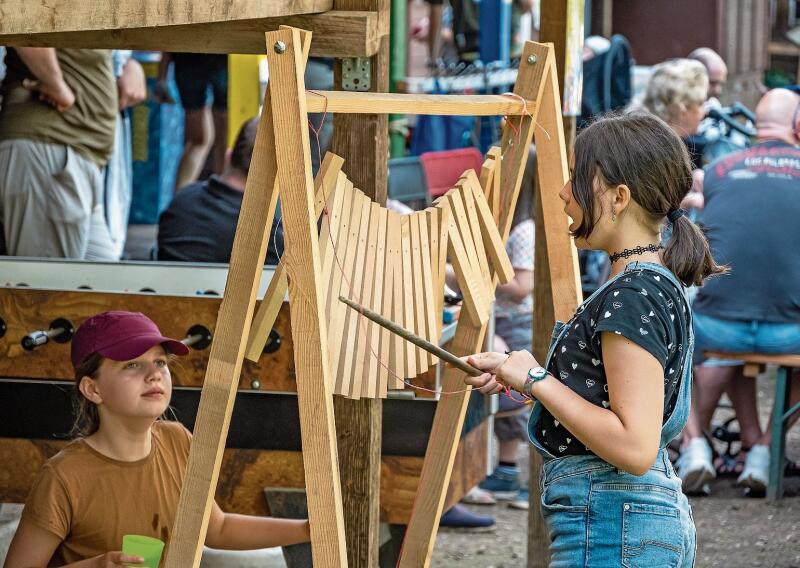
[667,208,686,223]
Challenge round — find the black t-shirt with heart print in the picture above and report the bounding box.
[535,265,690,457]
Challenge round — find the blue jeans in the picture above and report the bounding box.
[529,262,696,567]
[693,311,800,367]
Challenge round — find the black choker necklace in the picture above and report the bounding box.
[609,244,663,263]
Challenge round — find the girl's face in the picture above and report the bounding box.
[559,153,614,250]
[88,345,172,422]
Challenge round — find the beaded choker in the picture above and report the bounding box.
[608,244,663,264]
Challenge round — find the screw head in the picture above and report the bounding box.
[251,379,261,390]
[274,41,286,54]
[527,54,537,65]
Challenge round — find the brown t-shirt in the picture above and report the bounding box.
[21,421,191,565]
[0,48,117,166]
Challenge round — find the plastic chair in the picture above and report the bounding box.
[419,147,484,198]
[388,156,430,210]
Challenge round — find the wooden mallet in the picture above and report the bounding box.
[339,295,483,377]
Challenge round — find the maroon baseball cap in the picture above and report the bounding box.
[71,311,189,369]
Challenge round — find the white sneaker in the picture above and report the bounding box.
[676,437,716,494]
[738,444,769,493]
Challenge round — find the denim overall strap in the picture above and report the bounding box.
[528,261,693,458]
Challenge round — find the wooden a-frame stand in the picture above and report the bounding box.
[163,27,581,568]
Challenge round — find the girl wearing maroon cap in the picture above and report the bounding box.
[4,311,311,568]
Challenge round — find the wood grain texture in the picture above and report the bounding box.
[0,0,332,34]
[409,212,429,374]
[328,9,387,562]
[163,28,296,568]
[442,195,487,325]
[264,27,347,566]
[246,152,343,363]
[0,288,297,391]
[307,91,538,116]
[388,212,406,387]
[0,419,487,525]
[466,173,515,284]
[0,11,385,57]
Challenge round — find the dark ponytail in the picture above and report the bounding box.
[663,215,726,287]
[572,111,726,287]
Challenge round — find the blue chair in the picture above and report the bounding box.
[388,156,430,210]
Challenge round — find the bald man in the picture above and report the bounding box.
[677,88,800,496]
[689,47,728,99]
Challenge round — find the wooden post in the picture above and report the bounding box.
[265,27,349,566]
[527,44,583,568]
[162,28,309,568]
[398,41,554,568]
[330,1,389,566]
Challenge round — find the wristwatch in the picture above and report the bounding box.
[523,366,548,397]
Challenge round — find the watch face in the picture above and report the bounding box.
[529,367,546,380]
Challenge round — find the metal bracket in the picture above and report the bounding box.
[342,57,371,91]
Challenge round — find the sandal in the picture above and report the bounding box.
[738,444,769,493]
[715,447,749,478]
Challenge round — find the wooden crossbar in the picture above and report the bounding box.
[306,91,537,116]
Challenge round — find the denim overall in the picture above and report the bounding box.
[528,262,696,567]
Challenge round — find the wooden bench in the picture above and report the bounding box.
[706,351,800,501]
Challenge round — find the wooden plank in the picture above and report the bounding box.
[443,194,487,324]
[459,178,492,290]
[0,0,333,34]
[446,189,481,285]
[320,173,350,298]
[245,153,344,362]
[363,205,388,399]
[400,215,418,378]
[325,181,357,378]
[388,212,406,388]
[0,11,385,57]
[338,190,374,397]
[348,201,380,399]
[332,187,366,395]
[409,212,429,374]
[426,209,441,332]
[398,41,559,568]
[437,207,450,320]
[307,91,537,116]
[466,173,515,284]
[162,27,306,568]
[375,207,392,399]
[259,27,347,566]
[417,213,438,367]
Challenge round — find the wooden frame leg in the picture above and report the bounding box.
[768,366,790,502]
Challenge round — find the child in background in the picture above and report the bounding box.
[3,311,310,567]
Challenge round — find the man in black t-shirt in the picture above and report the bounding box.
[678,89,800,495]
[157,118,284,264]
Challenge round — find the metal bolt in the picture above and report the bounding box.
[251,379,261,390]
[527,54,537,65]
[274,41,286,54]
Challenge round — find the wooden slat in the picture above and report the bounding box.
[361,205,388,399]
[388,212,406,388]
[260,27,347,566]
[398,41,559,568]
[426,209,441,331]
[465,172,515,284]
[409,212,429,374]
[162,27,311,568]
[399,215,418,379]
[375,207,392,399]
[417,213,439,367]
[326,181,358,388]
[0,0,333,34]
[0,11,385,57]
[307,91,537,116]
[348,201,380,399]
[320,173,350,297]
[458,179,492,290]
[245,153,344,362]
[446,189,482,284]
[338,189,374,396]
[437,207,450,319]
[333,188,367,395]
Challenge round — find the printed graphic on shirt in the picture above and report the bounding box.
[536,267,690,457]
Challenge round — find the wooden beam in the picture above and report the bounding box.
[398,41,554,568]
[264,27,347,566]
[161,26,297,568]
[0,11,386,57]
[0,0,332,35]
[330,0,387,564]
[307,91,537,116]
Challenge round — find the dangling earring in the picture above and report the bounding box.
[611,209,617,222]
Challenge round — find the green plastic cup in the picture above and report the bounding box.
[121,534,165,568]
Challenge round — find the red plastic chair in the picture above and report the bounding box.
[419,148,484,198]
